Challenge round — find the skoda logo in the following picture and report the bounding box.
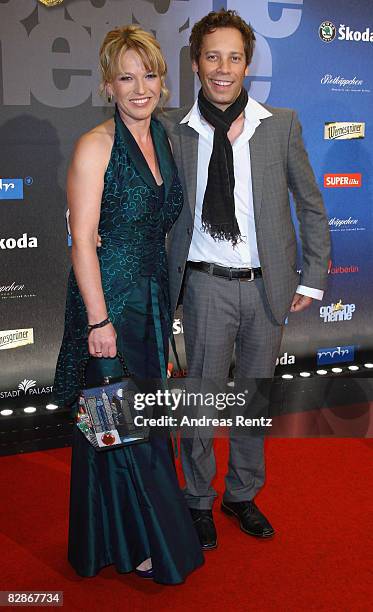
[319,21,337,42]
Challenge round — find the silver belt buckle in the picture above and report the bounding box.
[239,268,254,282]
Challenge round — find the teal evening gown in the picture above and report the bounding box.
[54,107,203,584]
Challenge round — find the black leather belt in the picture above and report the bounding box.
[187,261,262,281]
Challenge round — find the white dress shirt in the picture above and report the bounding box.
[180,97,323,300]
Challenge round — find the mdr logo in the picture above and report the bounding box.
[317,345,355,366]
[0,179,23,200]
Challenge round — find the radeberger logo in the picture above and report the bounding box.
[319,21,336,42]
[324,122,365,140]
[0,328,34,350]
[324,173,362,187]
[0,233,38,250]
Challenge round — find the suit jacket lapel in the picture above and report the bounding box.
[249,121,267,223]
[178,124,199,219]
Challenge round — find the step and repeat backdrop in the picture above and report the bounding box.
[0,0,372,411]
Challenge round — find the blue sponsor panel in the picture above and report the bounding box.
[0,178,23,200]
[225,0,373,364]
[317,345,355,365]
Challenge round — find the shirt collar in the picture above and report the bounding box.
[180,95,272,132]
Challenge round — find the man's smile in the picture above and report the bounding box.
[210,79,233,87]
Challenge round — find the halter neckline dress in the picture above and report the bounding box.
[54,107,203,584]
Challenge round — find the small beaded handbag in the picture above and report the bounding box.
[76,353,151,451]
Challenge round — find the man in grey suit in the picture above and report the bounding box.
[160,9,330,549]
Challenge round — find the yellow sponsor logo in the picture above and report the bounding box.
[324,122,365,140]
[0,328,34,350]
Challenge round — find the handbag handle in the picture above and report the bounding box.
[79,351,131,389]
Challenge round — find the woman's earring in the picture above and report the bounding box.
[107,94,113,104]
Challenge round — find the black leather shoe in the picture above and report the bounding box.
[221,500,275,538]
[189,508,217,550]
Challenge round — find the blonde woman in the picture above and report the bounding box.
[54,26,203,584]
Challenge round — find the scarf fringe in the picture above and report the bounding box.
[201,221,242,247]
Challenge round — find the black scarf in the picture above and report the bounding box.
[198,87,248,245]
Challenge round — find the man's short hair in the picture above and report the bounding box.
[189,9,256,67]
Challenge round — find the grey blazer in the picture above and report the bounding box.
[159,105,330,324]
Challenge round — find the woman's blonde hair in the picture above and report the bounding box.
[99,25,169,103]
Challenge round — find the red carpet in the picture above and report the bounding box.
[1,439,372,611]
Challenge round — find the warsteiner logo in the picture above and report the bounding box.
[0,328,34,350]
[324,122,365,140]
[319,21,336,42]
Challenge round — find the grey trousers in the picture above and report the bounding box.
[181,267,284,509]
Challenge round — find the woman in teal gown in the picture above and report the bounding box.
[53,25,203,584]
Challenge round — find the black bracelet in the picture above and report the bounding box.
[87,317,111,334]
